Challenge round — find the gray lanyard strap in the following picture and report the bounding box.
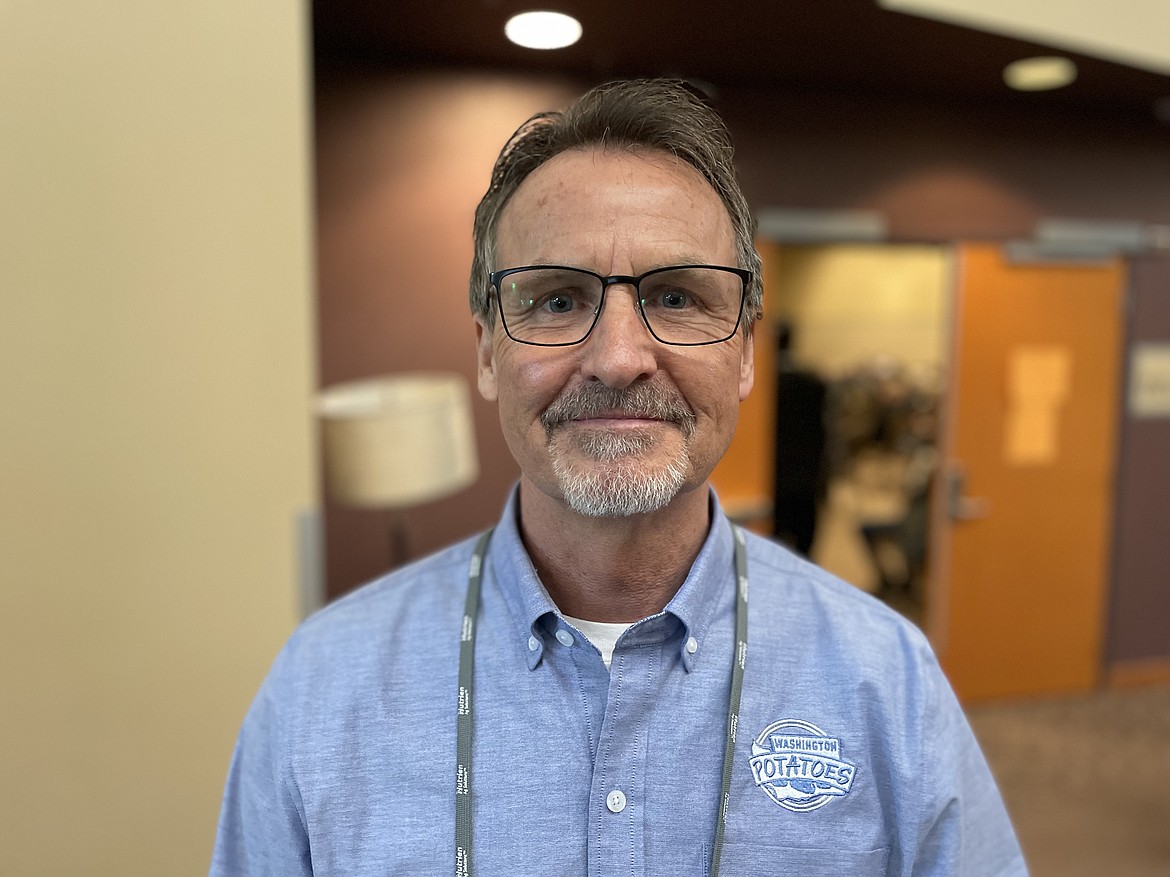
[455,524,748,877]
[710,524,749,877]
[455,530,491,877]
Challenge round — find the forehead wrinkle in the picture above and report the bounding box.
[496,147,735,274]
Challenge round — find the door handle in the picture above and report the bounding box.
[948,465,990,521]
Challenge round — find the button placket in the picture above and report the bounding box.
[588,635,656,877]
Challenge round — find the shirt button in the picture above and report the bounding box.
[528,635,539,651]
[606,790,627,813]
[555,629,575,647]
[686,636,699,654]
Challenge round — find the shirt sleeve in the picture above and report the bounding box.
[911,654,1029,877]
[210,668,313,877]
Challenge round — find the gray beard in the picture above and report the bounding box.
[550,427,690,517]
[541,381,696,518]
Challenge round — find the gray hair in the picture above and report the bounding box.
[469,79,763,330]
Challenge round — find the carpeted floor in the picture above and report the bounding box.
[967,685,1170,876]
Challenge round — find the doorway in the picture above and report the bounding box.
[712,240,1127,702]
[716,242,952,624]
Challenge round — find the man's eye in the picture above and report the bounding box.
[661,290,690,309]
[545,295,575,313]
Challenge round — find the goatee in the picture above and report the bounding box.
[542,382,694,517]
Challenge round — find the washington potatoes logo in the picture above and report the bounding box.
[749,719,857,812]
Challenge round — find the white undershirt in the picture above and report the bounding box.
[561,615,633,669]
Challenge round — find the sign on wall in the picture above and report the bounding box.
[1129,343,1170,418]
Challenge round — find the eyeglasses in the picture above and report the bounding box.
[490,264,751,347]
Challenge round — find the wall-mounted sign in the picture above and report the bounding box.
[1004,345,1072,466]
[1129,343,1170,418]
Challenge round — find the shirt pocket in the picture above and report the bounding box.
[717,841,889,877]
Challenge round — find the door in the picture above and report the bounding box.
[929,243,1125,702]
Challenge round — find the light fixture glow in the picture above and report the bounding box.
[504,11,582,50]
[1003,56,1077,91]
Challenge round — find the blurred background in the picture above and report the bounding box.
[2,0,1168,873]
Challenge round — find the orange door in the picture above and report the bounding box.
[930,243,1125,702]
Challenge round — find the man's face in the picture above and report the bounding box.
[475,147,754,517]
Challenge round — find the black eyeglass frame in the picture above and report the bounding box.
[489,264,752,348]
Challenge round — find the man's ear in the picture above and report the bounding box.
[738,324,755,402]
[474,317,498,402]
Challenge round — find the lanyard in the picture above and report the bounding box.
[455,524,749,877]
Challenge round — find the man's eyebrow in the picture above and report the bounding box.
[639,259,739,273]
[498,258,731,274]
[657,259,718,268]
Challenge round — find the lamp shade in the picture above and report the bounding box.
[318,373,478,509]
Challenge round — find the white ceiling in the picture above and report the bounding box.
[879,0,1170,74]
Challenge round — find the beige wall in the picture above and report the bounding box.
[0,3,316,874]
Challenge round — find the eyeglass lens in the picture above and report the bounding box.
[497,267,743,345]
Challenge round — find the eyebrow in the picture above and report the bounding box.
[510,257,725,273]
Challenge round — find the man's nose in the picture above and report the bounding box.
[578,285,659,389]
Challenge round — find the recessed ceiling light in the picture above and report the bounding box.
[1003,56,1078,91]
[504,11,582,50]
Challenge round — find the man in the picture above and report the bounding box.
[213,80,1026,876]
[772,321,828,556]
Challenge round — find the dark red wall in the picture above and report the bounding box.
[1109,256,1170,664]
[721,87,1170,240]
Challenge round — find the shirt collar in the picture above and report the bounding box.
[660,492,736,671]
[486,486,737,672]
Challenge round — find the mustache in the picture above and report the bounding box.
[541,382,696,438]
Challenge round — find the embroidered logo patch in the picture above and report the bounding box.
[749,719,857,812]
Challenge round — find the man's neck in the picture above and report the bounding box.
[516,478,712,623]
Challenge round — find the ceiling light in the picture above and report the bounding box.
[505,11,582,50]
[1003,56,1077,91]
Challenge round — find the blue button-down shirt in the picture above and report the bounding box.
[212,490,1026,876]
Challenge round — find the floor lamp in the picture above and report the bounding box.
[318,373,479,568]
